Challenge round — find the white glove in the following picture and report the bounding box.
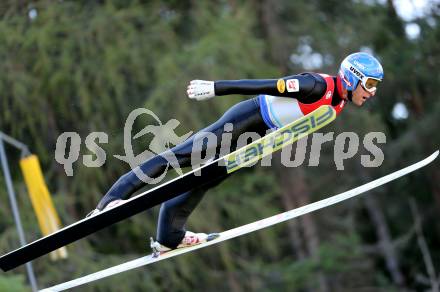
[187,80,215,101]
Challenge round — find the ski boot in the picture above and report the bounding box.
[86,199,126,218]
[150,231,220,257]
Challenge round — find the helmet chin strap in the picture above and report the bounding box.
[347,81,361,102]
[337,75,352,102]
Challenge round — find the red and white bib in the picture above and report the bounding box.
[259,74,345,128]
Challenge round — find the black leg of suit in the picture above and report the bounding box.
[96,97,269,247]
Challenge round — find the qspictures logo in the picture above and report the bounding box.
[55,106,386,184]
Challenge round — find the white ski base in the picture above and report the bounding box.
[41,150,439,292]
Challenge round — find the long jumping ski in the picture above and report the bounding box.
[40,150,439,292]
[0,105,336,272]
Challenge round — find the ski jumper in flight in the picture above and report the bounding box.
[88,52,384,253]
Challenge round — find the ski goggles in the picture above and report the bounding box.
[360,77,381,93]
[342,60,382,93]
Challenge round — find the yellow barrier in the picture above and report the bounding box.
[19,155,68,261]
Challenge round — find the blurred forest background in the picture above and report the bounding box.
[0,0,439,291]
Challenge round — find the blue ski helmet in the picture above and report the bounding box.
[339,52,384,92]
